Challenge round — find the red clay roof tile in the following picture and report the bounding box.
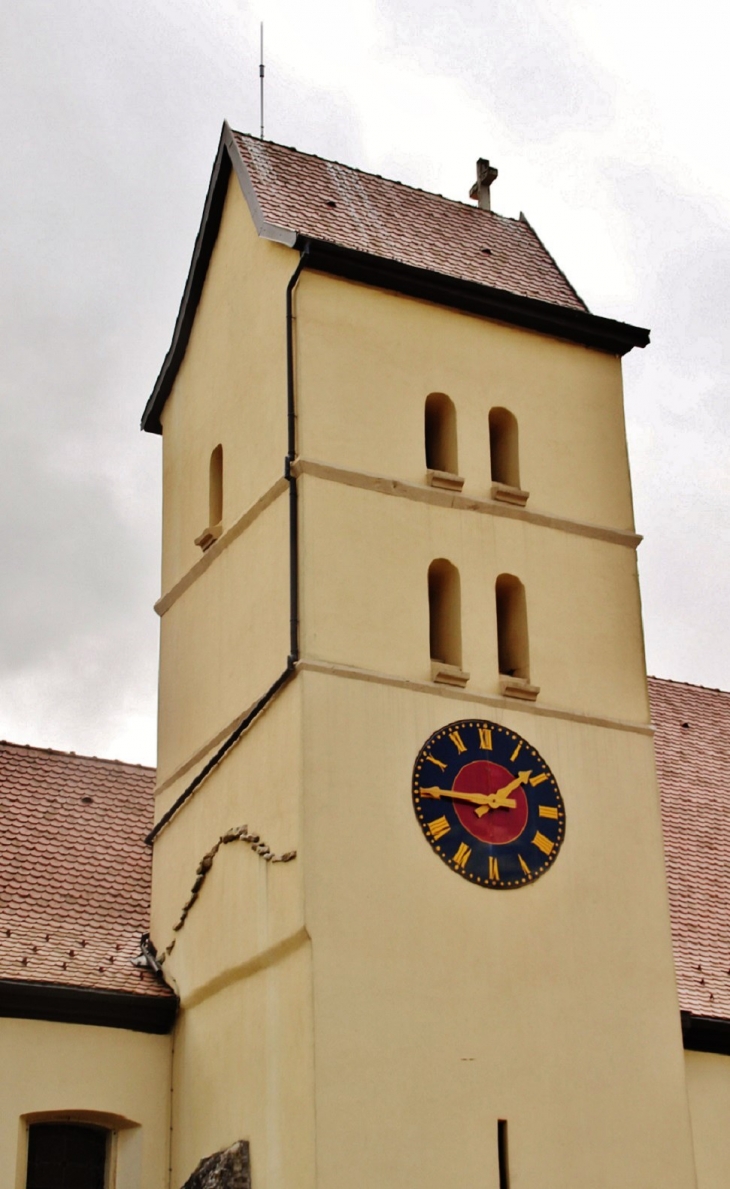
[230,132,588,312]
[0,741,170,999]
[649,677,730,1021]
[3,677,729,1022]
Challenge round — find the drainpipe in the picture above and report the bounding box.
[285,242,310,667]
[146,242,312,846]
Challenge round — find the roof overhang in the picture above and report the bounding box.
[300,238,649,358]
[141,123,650,435]
[682,1010,730,1056]
[0,978,178,1035]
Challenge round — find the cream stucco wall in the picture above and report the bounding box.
[1,1016,170,1189]
[159,174,296,595]
[299,475,648,722]
[150,171,699,1188]
[156,491,290,784]
[296,271,636,532]
[686,1050,730,1189]
[299,670,695,1189]
[151,681,313,1189]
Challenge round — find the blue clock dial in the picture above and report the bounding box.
[412,719,565,888]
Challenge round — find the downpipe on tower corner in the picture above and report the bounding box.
[144,242,312,847]
[285,241,311,670]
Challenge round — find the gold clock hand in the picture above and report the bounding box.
[419,786,493,808]
[474,770,533,817]
[419,787,517,811]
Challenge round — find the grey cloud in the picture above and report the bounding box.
[612,166,730,687]
[377,0,614,139]
[0,0,367,761]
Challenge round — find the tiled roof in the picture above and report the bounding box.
[4,679,730,1023]
[650,677,730,1021]
[230,131,588,312]
[0,741,170,999]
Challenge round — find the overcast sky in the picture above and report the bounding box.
[2,0,729,765]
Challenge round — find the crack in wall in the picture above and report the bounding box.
[157,825,296,964]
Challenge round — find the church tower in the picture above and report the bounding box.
[142,126,698,1188]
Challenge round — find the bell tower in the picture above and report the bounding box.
[143,127,698,1188]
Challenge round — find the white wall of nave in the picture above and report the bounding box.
[0,1017,170,1189]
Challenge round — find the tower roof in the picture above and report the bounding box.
[229,131,587,310]
[141,124,649,434]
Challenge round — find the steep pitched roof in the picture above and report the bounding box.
[0,740,170,1003]
[141,124,649,434]
[229,131,586,310]
[649,677,730,1023]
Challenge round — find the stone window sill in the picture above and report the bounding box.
[491,482,529,507]
[431,661,470,688]
[194,523,222,552]
[500,675,540,702]
[427,469,465,492]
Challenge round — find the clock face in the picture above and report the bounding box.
[412,719,565,888]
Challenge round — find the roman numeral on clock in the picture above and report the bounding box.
[518,854,531,877]
[425,753,447,771]
[532,831,554,856]
[539,805,559,819]
[449,730,467,754]
[478,726,493,750]
[453,842,471,868]
[427,816,451,841]
[488,855,500,881]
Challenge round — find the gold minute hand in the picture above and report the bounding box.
[419,787,517,810]
[475,770,532,817]
[420,786,493,808]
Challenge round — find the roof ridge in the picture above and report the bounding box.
[0,739,155,773]
[231,128,523,227]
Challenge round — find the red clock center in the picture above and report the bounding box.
[452,760,529,845]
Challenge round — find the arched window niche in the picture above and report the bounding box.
[194,443,224,552]
[495,573,539,701]
[209,443,223,528]
[424,393,464,492]
[489,408,528,506]
[428,559,469,687]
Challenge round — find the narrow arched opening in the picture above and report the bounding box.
[489,407,520,489]
[209,444,223,528]
[425,393,458,476]
[428,558,462,669]
[495,573,529,680]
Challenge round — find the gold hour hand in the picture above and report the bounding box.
[474,770,533,817]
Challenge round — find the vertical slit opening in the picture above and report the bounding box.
[425,392,458,475]
[497,1120,510,1189]
[209,444,223,527]
[428,559,462,668]
[489,407,520,488]
[495,573,530,680]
